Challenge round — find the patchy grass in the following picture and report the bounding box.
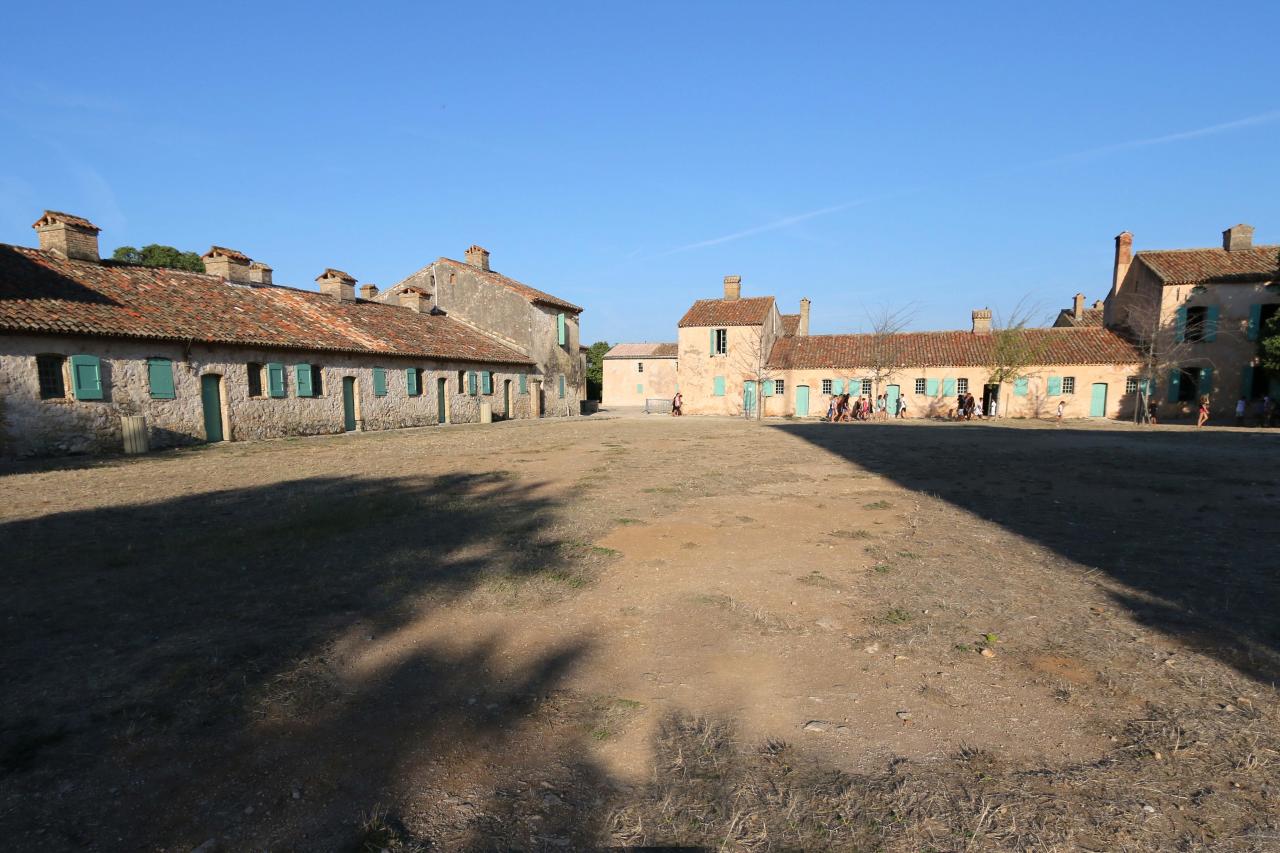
[863,500,893,510]
[883,607,913,624]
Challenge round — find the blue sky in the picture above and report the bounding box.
[2,1,1277,343]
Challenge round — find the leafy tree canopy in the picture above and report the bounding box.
[1261,313,1280,373]
[112,244,205,273]
[585,340,611,400]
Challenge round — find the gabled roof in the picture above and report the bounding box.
[1054,307,1103,328]
[780,314,801,336]
[0,245,533,365]
[678,296,775,328]
[435,257,582,313]
[33,210,100,232]
[203,246,251,263]
[603,342,678,359]
[767,327,1141,370]
[1136,245,1279,285]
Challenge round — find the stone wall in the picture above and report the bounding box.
[0,333,534,457]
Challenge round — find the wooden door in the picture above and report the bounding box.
[437,378,447,423]
[795,384,809,417]
[1090,382,1108,417]
[200,374,224,442]
[342,377,357,431]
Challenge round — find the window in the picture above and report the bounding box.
[914,378,926,395]
[1061,376,1076,395]
[467,371,478,396]
[822,379,833,395]
[774,379,785,395]
[407,368,423,397]
[519,373,528,394]
[147,358,176,400]
[956,378,969,395]
[482,371,493,395]
[1184,306,1208,342]
[69,355,104,400]
[1014,377,1029,396]
[457,370,466,394]
[557,313,567,346]
[861,379,872,396]
[1125,376,1138,394]
[637,362,644,373]
[311,365,324,396]
[558,374,566,398]
[267,363,287,397]
[36,354,66,399]
[713,376,726,396]
[247,362,264,398]
[712,328,728,355]
[372,367,388,397]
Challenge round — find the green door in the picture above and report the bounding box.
[795,384,810,417]
[437,378,447,423]
[200,374,224,442]
[885,384,900,413]
[1089,382,1107,417]
[743,380,757,416]
[341,377,357,431]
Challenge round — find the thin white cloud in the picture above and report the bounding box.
[655,109,1280,257]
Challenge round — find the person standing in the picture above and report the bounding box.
[1236,396,1247,427]
[671,391,683,416]
[896,395,907,419]
[1056,399,1065,424]
[1197,396,1210,427]
[1147,398,1159,425]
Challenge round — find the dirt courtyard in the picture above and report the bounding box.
[3,414,1279,851]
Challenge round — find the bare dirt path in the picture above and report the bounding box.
[2,415,1278,850]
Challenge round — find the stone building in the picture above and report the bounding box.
[0,212,539,457]
[601,342,678,407]
[1103,223,1279,417]
[380,245,585,417]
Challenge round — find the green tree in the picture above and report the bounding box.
[1261,313,1280,373]
[112,244,205,273]
[585,341,611,400]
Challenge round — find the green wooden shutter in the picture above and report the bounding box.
[482,371,493,394]
[519,373,527,394]
[1204,306,1219,342]
[267,362,286,397]
[406,368,420,396]
[709,329,715,354]
[557,313,566,346]
[832,379,844,394]
[1046,375,1062,396]
[762,380,774,397]
[1174,307,1187,342]
[1014,377,1029,396]
[295,364,313,397]
[1200,366,1213,395]
[1168,369,1181,403]
[713,376,726,396]
[925,378,938,397]
[943,377,956,397]
[467,371,477,396]
[1248,304,1263,341]
[558,374,566,398]
[148,358,176,399]
[373,367,387,397]
[1242,364,1255,398]
[636,383,644,394]
[70,354,103,400]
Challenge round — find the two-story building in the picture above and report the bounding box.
[380,246,585,417]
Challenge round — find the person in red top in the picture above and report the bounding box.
[1197,396,1210,427]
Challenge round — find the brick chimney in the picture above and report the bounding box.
[1073,292,1085,320]
[359,283,379,300]
[465,245,490,271]
[723,275,741,301]
[316,268,357,302]
[248,262,272,285]
[971,308,992,335]
[399,287,428,313]
[203,246,252,283]
[1093,299,1104,310]
[32,210,101,262]
[799,298,811,336]
[1112,231,1133,294]
[1223,223,1254,252]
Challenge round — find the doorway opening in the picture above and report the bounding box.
[200,374,226,442]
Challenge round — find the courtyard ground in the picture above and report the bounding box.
[2,414,1279,851]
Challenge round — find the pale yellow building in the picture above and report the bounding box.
[602,342,678,407]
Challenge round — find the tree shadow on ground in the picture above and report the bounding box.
[0,471,615,850]
[771,421,1280,684]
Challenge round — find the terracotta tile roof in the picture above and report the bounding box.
[780,314,801,336]
[435,257,582,313]
[32,210,100,232]
[1136,245,1279,284]
[767,327,1141,370]
[0,245,534,365]
[678,296,775,327]
[203,246,251,263]
[1054,307,1103,327]
[603,342,678,359]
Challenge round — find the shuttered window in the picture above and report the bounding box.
[1248,304,1263,341]
[406,368,422,396]
[373,367,388,397]
[636,383,644,394]
[942,378,956,397]
[925,378,939,397]
[713,376,726,396]
[558,374,566,398]
[467,371,478,396]
[247,363,264,398]
[36,354,66,399]
[762,380,774,397]
[557,313,567,346]
[1175,306,1187,342]
[70,355,103,400]
[1204,306,1219,342]
[267,363,286,397]
[295,364,313,397]
[1014,377,1029,396]
[482,371,493,395]
[1046,376,1062,396]
[519,373,527,394]
[832,379,844,395]
[148,358,176,399]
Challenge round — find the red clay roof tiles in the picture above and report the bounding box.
[678,296,775,328]
[1137,246,1279,284]
[0,245,533,365]
[603,342,678,359]
[767,327,1140,370]
[780,314,801,336]
[32,210,100,232]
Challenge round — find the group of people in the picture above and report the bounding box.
[948,392,982,421]
[824,392,906,422]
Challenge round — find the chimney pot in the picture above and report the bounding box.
[316,268,357,302]
[1112,231,1133,297]
[202,246,252,283]
[398,288,429,313]
[248,262,272,285]
[359,283,379,300]
[1073,292,1085,320]
[723,275,741,301]
[971,308,992,335]
[1093,299,1104,310]
[1223,223,1254,253]
[465,245,491,271]
[798,298,811,336]
[32,210,101,262]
